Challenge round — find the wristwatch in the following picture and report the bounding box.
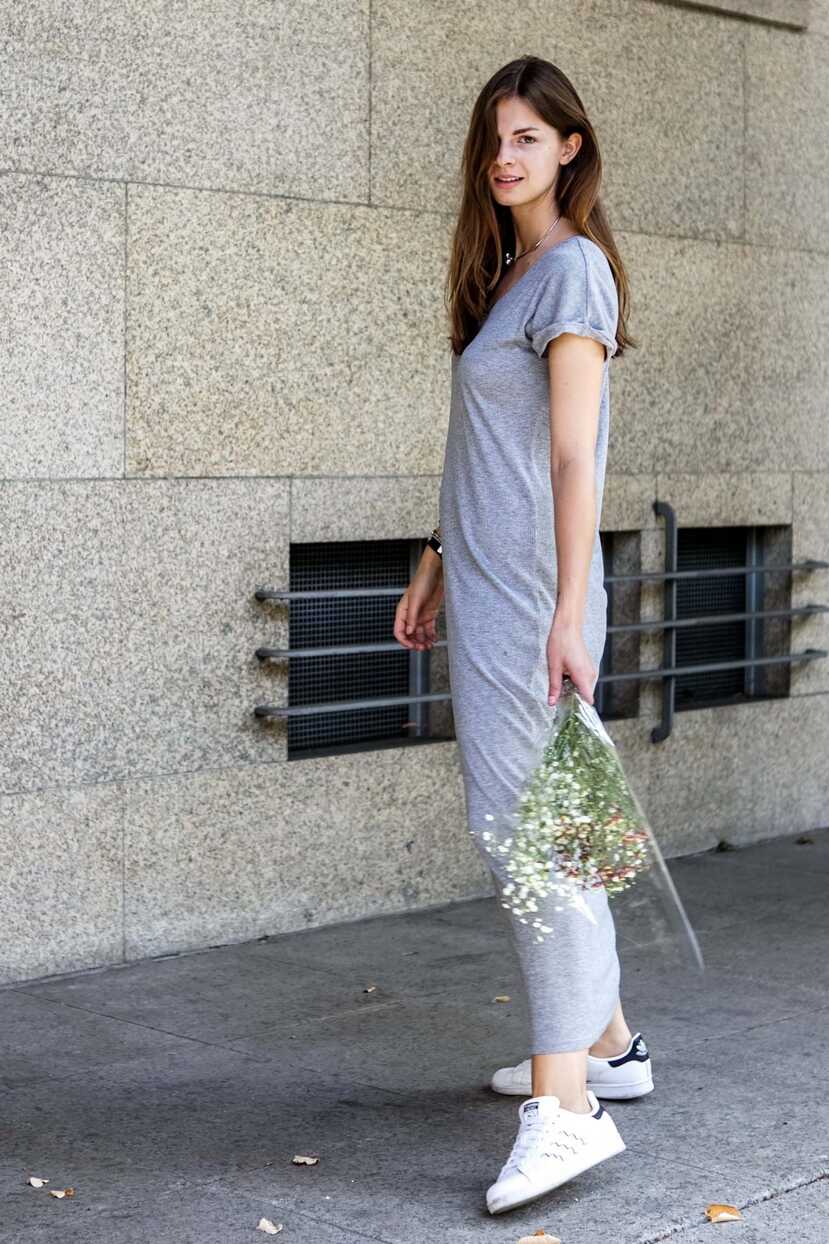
[426,525,442,557]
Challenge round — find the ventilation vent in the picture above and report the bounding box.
[287,539,451,757]
[586,503,823,739]
[675,526,749,707]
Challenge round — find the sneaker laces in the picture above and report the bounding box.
[502,1107,589,1174]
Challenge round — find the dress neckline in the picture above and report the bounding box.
[487,233,585,315]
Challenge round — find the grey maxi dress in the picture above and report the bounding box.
[438,235,621,1054]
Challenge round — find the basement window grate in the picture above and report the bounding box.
[254,506,826,746]
[287,539,452,757]
[674,526,750,708]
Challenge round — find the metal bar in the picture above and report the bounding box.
[255,559,827,603]
[256,639,437,659]
[254,608,826,661]
[604,559,825,585]
[255,691,452,719]
[255,586,408,601]
[606,604,826,635]
[254,650,826,718]
[600,649,826,685]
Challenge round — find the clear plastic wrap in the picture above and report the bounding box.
[471,675,705,972]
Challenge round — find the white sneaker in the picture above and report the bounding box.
[490,1032,654,1101]
[486,1091,626,1214]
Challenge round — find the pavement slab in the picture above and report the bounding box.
[1,827,827,1243]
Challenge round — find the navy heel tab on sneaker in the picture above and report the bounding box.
[607,1033,649,1068]
[591,1100,605,1118]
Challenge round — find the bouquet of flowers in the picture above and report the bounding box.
[476,676,704,968]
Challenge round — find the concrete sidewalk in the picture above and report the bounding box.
[2,828,828,1243]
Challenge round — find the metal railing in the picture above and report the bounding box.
[646,500,826,740]
[254,501,828,742]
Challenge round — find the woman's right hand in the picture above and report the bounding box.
[393,550,444,651]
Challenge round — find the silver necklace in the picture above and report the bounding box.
[504,213,561,267]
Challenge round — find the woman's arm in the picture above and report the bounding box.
[545,332,606,702]
[393,530,444,651]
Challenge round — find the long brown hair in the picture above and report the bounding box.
[446,55,636,359]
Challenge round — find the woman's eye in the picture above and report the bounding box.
[519,136,537,144]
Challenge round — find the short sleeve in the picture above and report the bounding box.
[526,239,619,362]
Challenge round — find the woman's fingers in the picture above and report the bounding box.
[421,615,441,648]
[393,593,417,648]
[394,587,442,651]
[395,597,430,649]
[547,653,563,705]
[569,664,596,704]
[547,619,598,706]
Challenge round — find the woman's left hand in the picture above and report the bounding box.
[546,616,597,706]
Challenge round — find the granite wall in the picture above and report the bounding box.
[1,1,827,983]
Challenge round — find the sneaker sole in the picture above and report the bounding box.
[490,1067,654,1100]
[486,1133,627,1214]
[586,1073,654,1100]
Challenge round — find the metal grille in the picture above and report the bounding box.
[675,527,748,707]
[288,540,412,754]
[254,504,825,746]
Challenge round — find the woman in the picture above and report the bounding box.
[394,56,652,1214]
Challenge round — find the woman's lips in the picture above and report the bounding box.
[495,176,523,186]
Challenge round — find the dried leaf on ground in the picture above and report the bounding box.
[493,995,511,1003]
[292,1153,320,1165]
[517,1232,561,1243]
[256,1217,284,1234]
[48,1187,75,1198]
[705,1203,743,1222]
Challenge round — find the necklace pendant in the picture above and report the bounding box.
[504,252,514,266]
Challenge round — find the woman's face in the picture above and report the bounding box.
[488,95,576,205]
